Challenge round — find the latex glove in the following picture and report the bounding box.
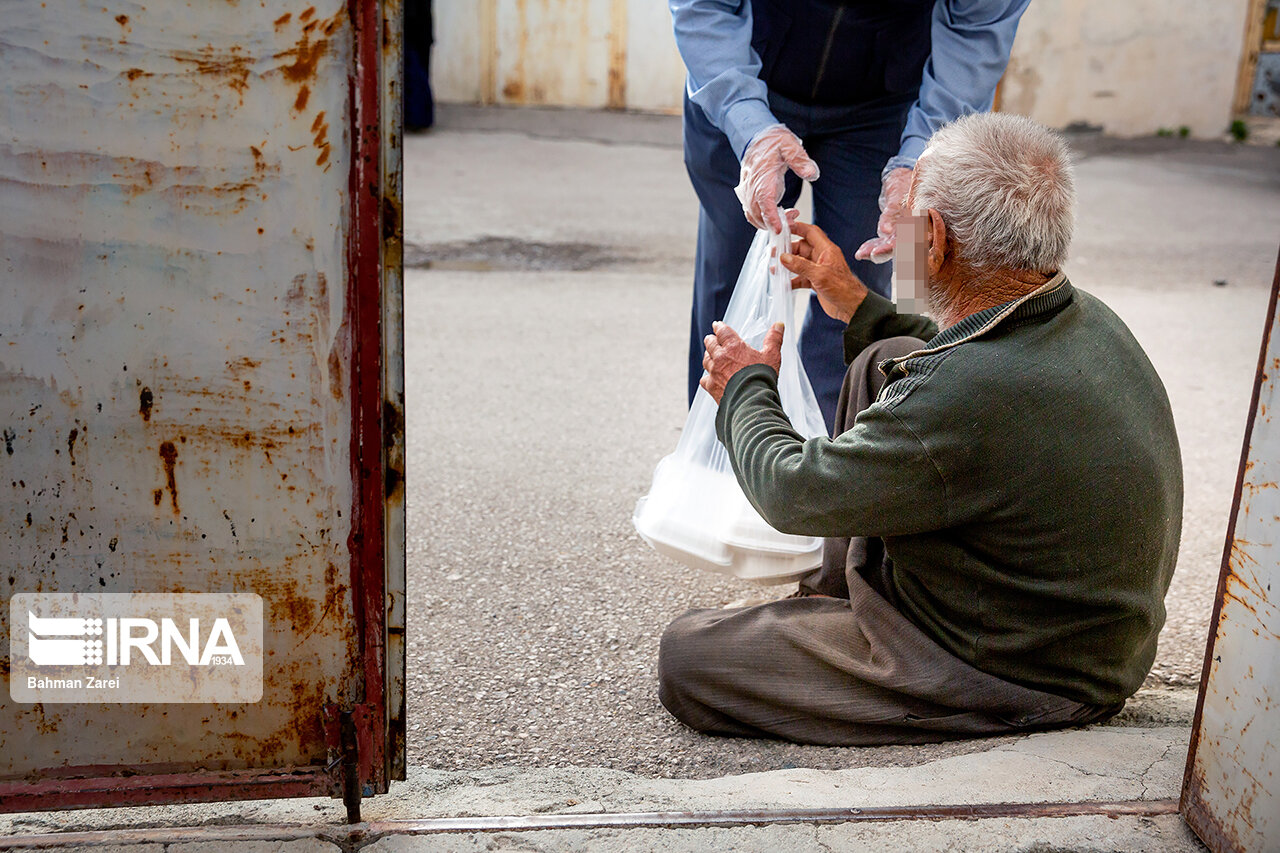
[735,125,819,234]
[854,167,914,264]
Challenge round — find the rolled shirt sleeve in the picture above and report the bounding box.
[883,0,1031,177]
[669,0,780,159]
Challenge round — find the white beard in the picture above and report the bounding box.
[924,274,956,327]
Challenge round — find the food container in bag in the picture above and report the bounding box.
[634,215,829,584]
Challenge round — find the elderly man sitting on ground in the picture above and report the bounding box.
[657,112,1183,746]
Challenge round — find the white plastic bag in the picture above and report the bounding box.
[634,217,828,584]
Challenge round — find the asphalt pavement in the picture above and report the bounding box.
[399,105,1279,777]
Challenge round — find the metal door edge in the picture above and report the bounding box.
[0,0,398,814]
[1179,246,1280,852]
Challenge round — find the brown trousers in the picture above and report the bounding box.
[657,337,1120,746]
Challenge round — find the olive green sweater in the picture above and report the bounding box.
[715,276,1183,706]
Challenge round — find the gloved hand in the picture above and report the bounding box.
[854,167,914,264]
[735,124,819,234]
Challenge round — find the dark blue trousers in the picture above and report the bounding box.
[405,46,434,130]
[404,2,434,130]
[683,90,914,432]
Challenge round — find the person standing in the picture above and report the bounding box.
[405,1,435,132]
[670,0,1031,430]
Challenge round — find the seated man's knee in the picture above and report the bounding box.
[657,610,720,723]
[657,613,699,699]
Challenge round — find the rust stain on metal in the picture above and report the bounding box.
[276,11,341,86]
[1222,564,1280,642]
[19,145,276,210]
[479,0,498,104]
[607,0,627,109]
[381,0,400,54]
[383,400,404,500]
[381,194,400,243]
[288,561,345,650]
[502,0,529,104]
[0,769,339,816]
[115,14,130,31]
[158,440,179,513]
[1186,762,1250,853]
[327,353,344,401]
[173,44,253,100]
[1181,250,1278,852]
[311,111,331,166]
[381,0,408,781]
[0,798,1175,845]
[227,356,262,373]
[0,0,382,811]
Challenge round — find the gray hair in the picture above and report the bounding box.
[911,112,1075,273]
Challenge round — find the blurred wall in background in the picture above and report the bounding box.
[431,0,1252,137]
[432,0,686,113]
[1001,0,1253,137]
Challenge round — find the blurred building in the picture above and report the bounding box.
[431,0,1278,137]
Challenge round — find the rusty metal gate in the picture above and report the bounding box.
[432,0,688,113]
[0,0,405,818]
[1181,250,1280,852]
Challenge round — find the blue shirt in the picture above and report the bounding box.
[669,0,1030,176]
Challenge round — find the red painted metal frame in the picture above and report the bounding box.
[0,0,390,812]
[0,768,340,813]
[1179,246,1280,851]
[346,0,390,796]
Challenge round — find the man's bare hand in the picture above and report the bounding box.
[700,321,784,404]
[779,220,869,324]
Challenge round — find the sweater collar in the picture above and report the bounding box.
[880,272,1073,375]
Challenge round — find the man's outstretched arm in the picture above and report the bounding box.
[700,325,946,539]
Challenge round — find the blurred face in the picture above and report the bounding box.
[891,214,930,314]
[893,148,933,314]
[894,148,963,321]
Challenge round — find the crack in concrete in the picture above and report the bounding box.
[1139,738,1182,801]
[812,822,837,853]
[1014,751,1134,782]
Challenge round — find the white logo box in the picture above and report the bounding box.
[10,593,263,704]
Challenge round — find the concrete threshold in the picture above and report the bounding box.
[0,725,1205,852]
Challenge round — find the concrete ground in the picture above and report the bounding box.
[0,726,1207,850]
[2,106,1276,849]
